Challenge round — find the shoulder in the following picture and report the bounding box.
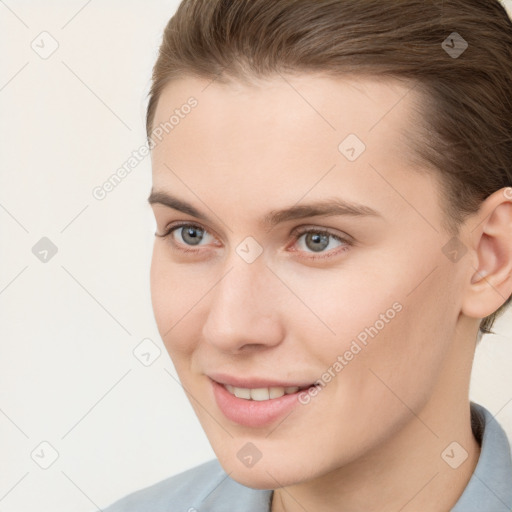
[102,458,272,512]
[102,459,224,511]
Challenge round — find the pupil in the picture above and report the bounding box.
[307,233,328,252]
[183,227,203,245]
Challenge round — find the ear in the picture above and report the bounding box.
[461,187,512,321]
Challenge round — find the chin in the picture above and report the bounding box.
[227,466,288,490]
[219,455,314,490]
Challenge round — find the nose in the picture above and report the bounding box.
[201,255,284,353]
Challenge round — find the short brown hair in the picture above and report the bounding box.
[146,0,512,336]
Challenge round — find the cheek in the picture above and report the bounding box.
[335,275,455,414]
[308,254,456,407]
[149,246,170,330]
[149,245,199,356]
[289,270,402,363]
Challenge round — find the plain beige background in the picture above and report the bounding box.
[1,1,511,510]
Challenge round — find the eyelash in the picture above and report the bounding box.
[156,222,352,261]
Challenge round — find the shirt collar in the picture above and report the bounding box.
[451,401,512,511]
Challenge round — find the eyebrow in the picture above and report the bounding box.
[147,189,382,228]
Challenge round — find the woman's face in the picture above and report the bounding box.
[148,73,475,488]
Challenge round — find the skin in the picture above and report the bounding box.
[148,73,512,512]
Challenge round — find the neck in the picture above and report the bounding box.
[272,403,480,512]
[271,333,481,512]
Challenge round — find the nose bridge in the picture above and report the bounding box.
[201,252,283,351]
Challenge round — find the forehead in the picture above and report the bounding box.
[153,72,419,143]
[151,72,421,169]
[150,73,440,230]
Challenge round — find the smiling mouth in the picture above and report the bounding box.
[211,378,320,427]
[223,383,315,401]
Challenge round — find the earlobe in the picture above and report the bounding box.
[461,188,512,320]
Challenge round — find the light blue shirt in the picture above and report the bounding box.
[103,402,512,511]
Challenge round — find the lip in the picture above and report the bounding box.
[210,378,315,428]
[207,372,314,389]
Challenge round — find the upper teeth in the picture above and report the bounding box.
[225,385,301,401]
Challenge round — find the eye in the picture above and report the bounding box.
[156,222,217,253]
[289,227,352,260]
[155,222,352,260]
